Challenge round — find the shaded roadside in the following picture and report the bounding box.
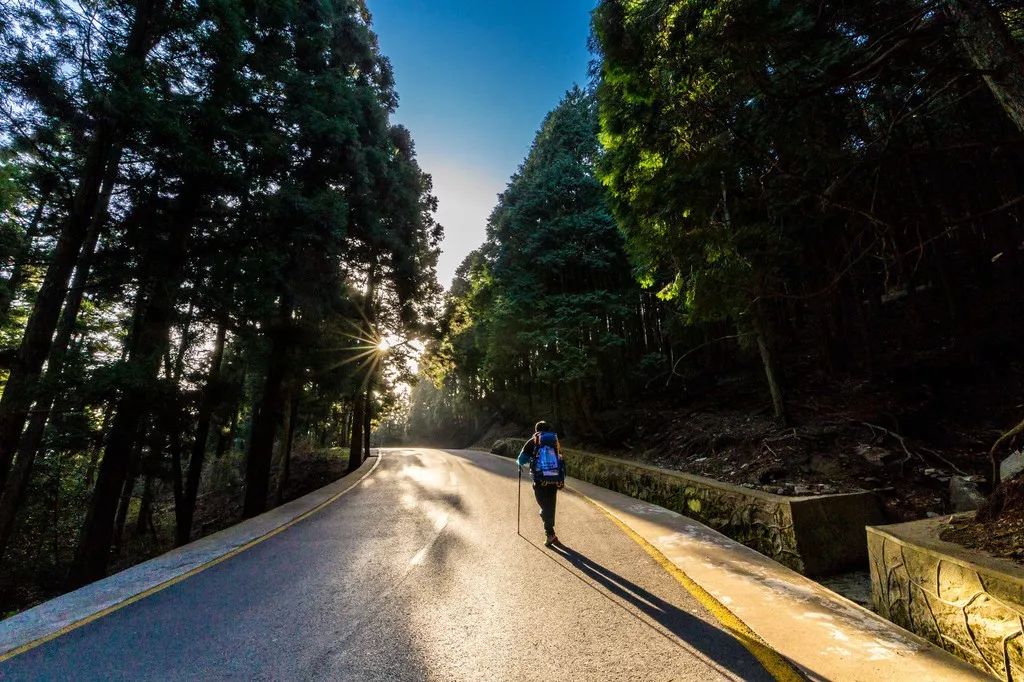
[1,444,350,618]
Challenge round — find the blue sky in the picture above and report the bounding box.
[370,0,597,288]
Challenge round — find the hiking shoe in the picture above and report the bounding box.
[545,534,560,547]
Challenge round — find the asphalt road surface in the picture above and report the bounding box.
[2,448,776,681]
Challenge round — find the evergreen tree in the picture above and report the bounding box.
[411,89,649,440]
[0,0,180,490]
[592,0,1024,420]
[0,0,441,594]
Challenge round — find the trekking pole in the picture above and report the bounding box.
[516,464,522,536]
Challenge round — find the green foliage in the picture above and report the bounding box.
[0,0,441,606]
[592,0,1024,417]
[0,156,24,262]
[412,0,1024,447]
[410,89,657,440]
[595,0,845,323]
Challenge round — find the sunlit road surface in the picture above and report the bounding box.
[2,448,775,681]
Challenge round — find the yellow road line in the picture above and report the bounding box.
[568,487,805,682]
[0,454,383,664]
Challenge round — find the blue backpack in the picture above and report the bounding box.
[531,431,565,487]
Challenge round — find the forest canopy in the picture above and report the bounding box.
[407,0,1024,504]
[0,0,439,609]
[3,0,1024,614]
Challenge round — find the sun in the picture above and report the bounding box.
[376,337,393,352]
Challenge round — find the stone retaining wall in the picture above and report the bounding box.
[492,439,884,576]
[869,518,1024,681]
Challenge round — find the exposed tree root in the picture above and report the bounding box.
[989,415,1024,483]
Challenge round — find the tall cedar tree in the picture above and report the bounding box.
[0,0,440,595]
[411,89,644,440]
[592,0,1024,421]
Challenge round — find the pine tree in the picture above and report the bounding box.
[411,89,642,438]
[0,0,178,489]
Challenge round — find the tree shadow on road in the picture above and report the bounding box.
[532,541,782,681]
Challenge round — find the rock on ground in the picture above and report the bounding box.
[949,476,985,513]
[1001,451,1024,482]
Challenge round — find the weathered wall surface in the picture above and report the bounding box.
[492,439,884,576]
[869,519,1024,681]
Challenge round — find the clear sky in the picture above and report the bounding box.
[370,0,596,288]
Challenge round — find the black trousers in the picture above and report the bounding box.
[533,484,558,535]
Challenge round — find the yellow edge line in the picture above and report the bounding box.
[0,454,383,664]
[569,486,805,682]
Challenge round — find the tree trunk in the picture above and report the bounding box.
[340,407,351,448]
[112,472,135,554]
[0,0,168,488]
[0,170,112,557]
[162,307,196,544]
[752,310,786,423]
[134,473,156,539]
[947,0,1024,134]
[274,395,299,506]
[68,212,191,587]
[75,351,162,584]
[571,379,601,439]
[271,389,292,489]
[111,435,144,557]
[0,189,51,324]
[362,386,372,458]
[48,449,65,565]
[347,393,365,473]
[176,319,227,546]
[243,301,291,518]
[168,401,185,531]
[348,264,378,470]
[171,301,195,381]
[0,150,122,489]
[83,406,113,488]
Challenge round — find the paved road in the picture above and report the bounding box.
[1,448,775,681]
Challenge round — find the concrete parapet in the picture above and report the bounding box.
[868,517,1024,681]
[492,438,884,576]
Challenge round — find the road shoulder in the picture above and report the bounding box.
[466,448,983,681]
[0,454,380,662]
[563,474,987,681]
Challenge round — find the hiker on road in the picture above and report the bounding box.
[517,420,566,546]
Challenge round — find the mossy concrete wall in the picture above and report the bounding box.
[492,439,884,576]
[869,518,1024,681]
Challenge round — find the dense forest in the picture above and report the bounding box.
[3,0,1024,615]
[0,0,439,611]
[406,0,1024,543]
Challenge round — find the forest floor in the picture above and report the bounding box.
[475,392,985,525]
[600,394,984,524]
[475,323,1023,554]
[591,338,1021,524]
[175,445,350,544]
[941,472,1024,565]
[0,444,350,618]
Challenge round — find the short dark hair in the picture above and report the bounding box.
[535,420,551,433]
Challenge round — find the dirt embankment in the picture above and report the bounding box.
[446,328,1023,560]
[575,338,1018,525]
[942,472,1024,565]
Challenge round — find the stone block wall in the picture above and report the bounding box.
[869,519,1024,681]
[492,438,884,576]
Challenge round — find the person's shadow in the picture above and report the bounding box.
[540,542,784,681]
